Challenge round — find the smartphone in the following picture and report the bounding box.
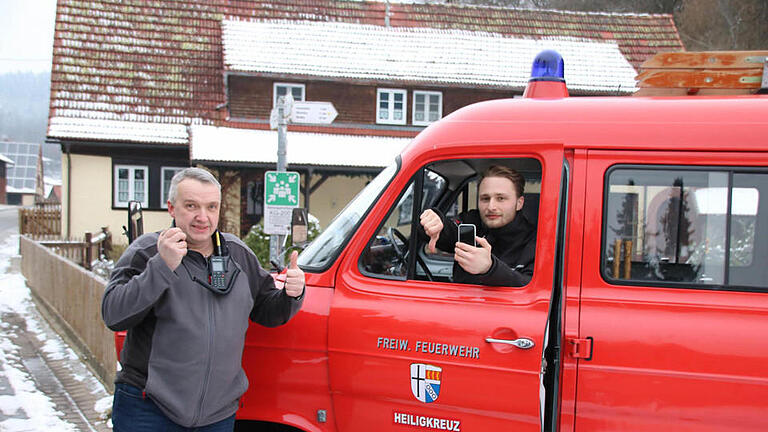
[458,224,476,247]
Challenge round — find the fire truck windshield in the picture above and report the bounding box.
[298,160,399,270]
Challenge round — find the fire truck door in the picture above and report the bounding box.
[576,151,768,431]
[328,145,564,431]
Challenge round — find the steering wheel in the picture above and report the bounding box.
[386,227,409,263]
[386,227,434,282]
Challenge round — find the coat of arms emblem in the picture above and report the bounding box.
[410,363,442,403]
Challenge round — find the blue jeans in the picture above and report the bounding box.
[112,383,236,432]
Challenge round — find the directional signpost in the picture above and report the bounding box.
[291,102,338,125]
[267,96,338,267]
[264,171,300,235]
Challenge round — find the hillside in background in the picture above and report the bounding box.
[0,71,61,181]
[0,72,49,143]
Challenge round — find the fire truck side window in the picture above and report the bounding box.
[360,158,542,284]
[729,173,768,288]
[603,167,767,290]
[360,172,447,280]
[360,181,417,279]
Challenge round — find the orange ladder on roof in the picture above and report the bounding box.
[634,50,768,96]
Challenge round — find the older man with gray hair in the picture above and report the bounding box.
[103,167,304,431]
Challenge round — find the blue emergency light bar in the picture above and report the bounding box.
[529,50,565,82]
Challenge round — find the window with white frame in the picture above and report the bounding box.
[161,167,185,208]
[273,83,305,107]
[413,91,442,126]
[377,88,407,125]
[114,165,149,208]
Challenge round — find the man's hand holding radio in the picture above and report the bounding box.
[158,227,187,271]
[285,251,305,298]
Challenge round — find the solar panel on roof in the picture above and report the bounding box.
[0,142,39,193]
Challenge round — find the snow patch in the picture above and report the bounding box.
[94,395,113,420]
[0,233,110,431]
[0,345,77,431]
[40,338,79,362]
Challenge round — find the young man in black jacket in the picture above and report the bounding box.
[103,168,305,431]
[420,165,536,286]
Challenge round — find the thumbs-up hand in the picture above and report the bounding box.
[284,250,305,298]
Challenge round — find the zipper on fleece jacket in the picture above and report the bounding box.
[191,294,216,425]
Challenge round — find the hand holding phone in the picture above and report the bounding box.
[458,224,476,247]
[455,235,493,275]
[158,219,186,271]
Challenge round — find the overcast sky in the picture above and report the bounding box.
[0,0,58,74]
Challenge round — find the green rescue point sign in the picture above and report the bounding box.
[264,171,300,235]
[265,171,300,207]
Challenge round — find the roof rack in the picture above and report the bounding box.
[634,50,768,96]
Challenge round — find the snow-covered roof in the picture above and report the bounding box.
[189,125,410,168]
[6,185,34,194]
[48,118,189,145]
[48,1,684,146]
[222,19,638,94]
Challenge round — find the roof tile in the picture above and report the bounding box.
[49,0,684,143]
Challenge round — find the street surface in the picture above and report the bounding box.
[0,205,112,431]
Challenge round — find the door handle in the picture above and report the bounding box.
[485,337,535,349]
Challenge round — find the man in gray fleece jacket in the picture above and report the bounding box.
[103,167,304,431]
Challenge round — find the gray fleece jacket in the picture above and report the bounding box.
[102,232,302,427]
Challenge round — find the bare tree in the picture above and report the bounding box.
[544,0,681,13]
[450,0,541,8]
[677,0,768,50]
[452,0,766,51]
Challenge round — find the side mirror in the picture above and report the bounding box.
[126,200,144,244]
[291,207,308,245]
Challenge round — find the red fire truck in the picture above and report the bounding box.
[120,50,768,431]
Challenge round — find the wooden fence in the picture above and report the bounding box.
[30,227,112,271]
[20,236,117,390]
[19,204,61,236]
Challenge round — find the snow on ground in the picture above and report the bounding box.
[0,234,112,430]
[94,396,112,422]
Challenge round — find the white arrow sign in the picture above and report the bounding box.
[291,102,338,125]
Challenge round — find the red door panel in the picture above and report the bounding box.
[576,151,768,431]
[239,281,335,430]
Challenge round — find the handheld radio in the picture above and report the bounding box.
[181,227,237,295]
[208,231,229,290]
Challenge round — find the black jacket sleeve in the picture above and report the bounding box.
[102,234,178,331]
[225,236,303,327]
[471,239,535,287]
